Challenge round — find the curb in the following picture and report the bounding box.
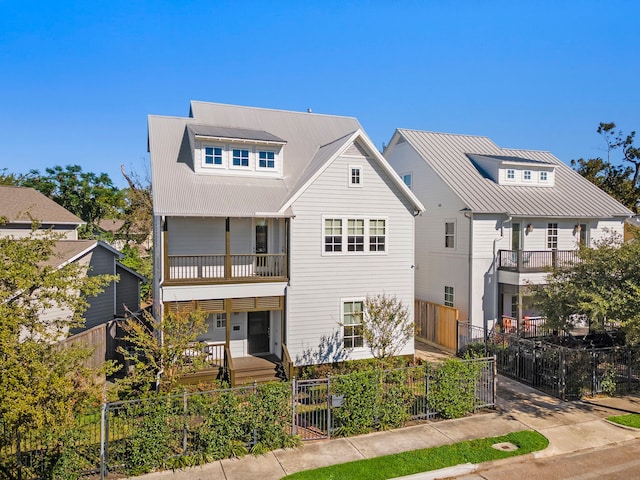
[389,463,476,480]
[603,418,640,431]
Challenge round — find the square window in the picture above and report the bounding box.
[369,219,386,252]
[204,146,223,165]
[232,149,249,167]
[524,170,531,181]
[258,150,275,168]
[506,169,515,180]
[445,222,455,248]
[350,167,361,186]
[347,219,365,252]
[402,173,412,190]
[547,223,558,249]
[540,171,548,181]
[324,219,342,252]
[444,286,454,307]
[343,300,363,348]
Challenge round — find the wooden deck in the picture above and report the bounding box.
[232,354,282,386]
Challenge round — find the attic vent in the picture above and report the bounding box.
[232,298,256,311]
[257,296,282,310]
[197,299,224,313]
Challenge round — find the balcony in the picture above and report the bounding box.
[164,253,287,285]
[497,249,580,273]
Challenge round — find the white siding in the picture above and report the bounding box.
[287,146,416,365]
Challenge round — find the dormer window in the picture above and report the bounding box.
[204,146,223,165]
[506,169,515,180]
[232,149,250,167]
[523,170,531,181]
[258,150,275,169]
[349,166,362,187]
[540,171,548,181]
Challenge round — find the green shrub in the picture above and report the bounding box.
[249,382,299,453]
[332,370,380,436]
[428,359,483,419]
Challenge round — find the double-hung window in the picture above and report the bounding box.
[369,219,386,251]
[232,148,250,167]
[204,146,223,165]
[347,219,365,252]
[445,222,455,248]
[349,166,362,186]
[343,300,363,348]
[324,219,343,252]
[444,286,454,307]
[258,150,275,169]
[547,223,558,249]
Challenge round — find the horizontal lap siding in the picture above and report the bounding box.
[84,248,116,330]
[287,149,415,365]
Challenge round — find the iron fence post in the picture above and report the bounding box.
[327,373,331,439]
[291,377,296,436]
[493,355,497,407]
[100,402,108,480]
[253,381,258,446]
[183,390,188,455]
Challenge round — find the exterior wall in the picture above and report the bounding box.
[286,143,416,365]
[115,265,140,316]
[83,247,117,330]
[385,142,471,323]
[0,223,78,240]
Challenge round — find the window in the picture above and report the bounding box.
[324,219,342,252]
[204,146,223,165]
[540,171,548,181]
[523,170,531,181]
[369,219,386,252]
[510,296,518,319]
[578,223,588,246]
[258,150,275,168]
[347,219,365,252]
[547,223,558,249]
[350,166,362,186]
[445,222,455,248]
[402,173,412,190]
[444,286,454,307]
[512,223,521,251]
[343,300,363,348]
[232,149,249,167]
[214,313,226,329]
[506,169,515,180]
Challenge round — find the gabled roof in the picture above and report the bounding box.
[0,186,83,225]
[387,129,632,218]
[149,102,423,217]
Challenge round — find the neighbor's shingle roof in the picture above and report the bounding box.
[394,129,632,218]
[0,186,83,224]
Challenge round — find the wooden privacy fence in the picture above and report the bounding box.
[60,323,108,371]
[414,299,459,351]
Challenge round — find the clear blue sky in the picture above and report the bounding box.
[1,0,639,188]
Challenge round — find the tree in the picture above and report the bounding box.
[530,232,640,343]
[117,308,208,396]
[571,122,640,212]
[120,164,153,245]
[0,227,113,453]
[21,164,124,236]
[360,294,413,360]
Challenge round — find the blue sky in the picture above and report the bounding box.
[1,0,639,187]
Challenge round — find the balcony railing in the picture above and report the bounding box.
[498,249,580,273]
[166,253,287,284]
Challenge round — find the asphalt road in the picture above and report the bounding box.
[456,439,640,480]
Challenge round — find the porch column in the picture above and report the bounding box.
[225,217,231,279]
[516,287,523,336]
[224,298,232,347]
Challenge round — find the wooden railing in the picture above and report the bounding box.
[166,253,287,284]
[224,345,235,386]
[282,343,294,381]
[498,249,580,273]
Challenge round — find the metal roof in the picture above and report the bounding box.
[149,102,422,217]
[390,129,632,218]
[467,154,553,166]
[187,124,286,144]
[0,186,83,225]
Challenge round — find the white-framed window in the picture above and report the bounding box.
[445,221,455,248]
[506,169,515,180]
[402,173,412,190]
[347,219,365,252]
[258,150,275,169]
[232,148,250,167]
[523,170,532,181]
[324,218,343,252]
[204,146,223,166]
[369,219,386,252]
[444,286,454,307]
[547,223,558,249]
[540,171,548,181]
[349,166,362,187]
[342,299,364,348]
[214,313,226,329]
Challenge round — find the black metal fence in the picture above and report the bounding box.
[458,322,640,400]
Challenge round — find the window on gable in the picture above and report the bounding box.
[324,219,342,252]
[204,146,223,165]
[540,171,548,181]
[369,219,386,252]
[506,169,515,180]
[444,286,454,307]
[402,173,412,190]
[445,222,455,248]
[523,170,532,181]
[258,150,275,169]
[350,166,362,186]
[343,300,363,348]
[547,223,558,249]
[232,148,249,167]
[347,219,365,252]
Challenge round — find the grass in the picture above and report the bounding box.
[607,413,640,428]
[281,430,548,480]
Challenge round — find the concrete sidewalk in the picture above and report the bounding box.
[133,376,640,480]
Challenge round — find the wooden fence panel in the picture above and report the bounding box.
[60,323,107,371]
[415,299,459,352]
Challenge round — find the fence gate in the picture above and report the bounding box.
[292,378,330,440]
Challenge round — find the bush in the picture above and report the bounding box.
[428,359,483,419]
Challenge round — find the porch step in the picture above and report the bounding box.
[231,355,286,386]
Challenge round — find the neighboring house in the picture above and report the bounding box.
[97,218,152,254]
[383,130,633,336]
[148,101,424,380]
[0,185,145,333]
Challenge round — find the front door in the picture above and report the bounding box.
[248,311,270,354]
[256,224,268,274]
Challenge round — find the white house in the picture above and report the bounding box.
[383,130,632,336]
[148,102,424,382]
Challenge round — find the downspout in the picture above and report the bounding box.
[492,214,512,335]
[463,210,473,335]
